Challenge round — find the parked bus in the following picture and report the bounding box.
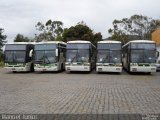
[156,45,160,71]
[34,41,66,71]
[122,40,158,73]
[4,42,34,72]
[65,40,96,72]
[96,40,122,73]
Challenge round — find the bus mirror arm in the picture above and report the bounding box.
[29,49,33,57]
[56,49,58,56]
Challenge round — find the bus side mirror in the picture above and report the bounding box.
[156,51,159,58]
[56,49,58,56]
[29,49,33,57]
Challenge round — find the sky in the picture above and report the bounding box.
[0,0,160,42]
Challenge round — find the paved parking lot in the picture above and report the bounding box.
[0,68,160,114]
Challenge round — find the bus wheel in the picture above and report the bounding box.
[147,72,151,75]
[30,63,34,72]
[61,64,64,71]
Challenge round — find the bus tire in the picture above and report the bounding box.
[30,63,34,72]
[61,64,64,71]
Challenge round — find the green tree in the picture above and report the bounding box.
[0,28,7,63]
[93,32,102,46]
[108,14,160,44]
[35,20,63,42]
[14,34,30,42]
[62,22,102,45]
[0,28,7,50]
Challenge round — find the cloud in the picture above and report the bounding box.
[0,0,160,42]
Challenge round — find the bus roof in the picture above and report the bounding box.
[98,40,121,44]
[35,41,66,45]
[67,40,91,44]
[123,40,155,48]
[5,42,35,45]
[129,40,155,43]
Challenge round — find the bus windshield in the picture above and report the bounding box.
[131,50,156,63]
[5,51,26,63]
[97,50,121,63]
[35,50,57,64]
[66,49,89,62]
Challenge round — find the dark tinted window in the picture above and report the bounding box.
[35,44,57,50]
[67,43,90,49]
[131,43,155,49]
[97,43,121,50]
[5,44,26,50]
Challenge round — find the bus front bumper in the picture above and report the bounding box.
[96,66,122,72]
[34,67,58,71]
[4,67,29,72]
[130,66,156,72]
[65,66,90,71]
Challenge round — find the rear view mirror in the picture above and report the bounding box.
[156,51,159,58]
[56,49,58,56]
[29,49,33,57]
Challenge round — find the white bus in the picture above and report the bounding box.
[65,40,96,72]
[122,40,158,73]
[34,41,66,71]
[4,42,34,72]
[156,45,160,71]
[96,40,122,73]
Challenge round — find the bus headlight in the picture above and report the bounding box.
[84,63,90,66]
[116,64,122,67]
[131,63,137,66]
[15,63,24,67]
[150,64,156,67]
[35,64,39,67]
[151,68,156,70]
[5,63,8,66]
[65,62,71,65]
[96,63,103,66]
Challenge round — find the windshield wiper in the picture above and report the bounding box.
[102,54,109,63]
[110,55,117,63]
[35,55,45,63]
[35,60,44,64]
[45,55,56,63]
[144,54,153,63]
[71,54,77,63]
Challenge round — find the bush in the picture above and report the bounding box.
[0,61,4,67]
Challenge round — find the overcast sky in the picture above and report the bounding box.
[0,0,160,42]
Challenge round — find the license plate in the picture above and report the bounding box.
[12,68,15,70]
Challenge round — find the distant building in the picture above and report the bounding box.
[152,28,160,45]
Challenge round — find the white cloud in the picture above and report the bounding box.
[0,0,160,42]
